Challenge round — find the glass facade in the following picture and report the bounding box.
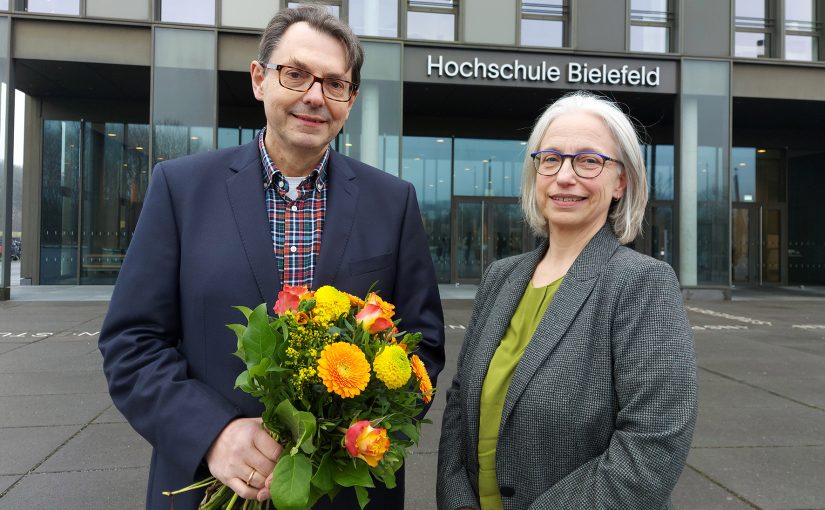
[0,17,8,293]
[785,0,818,61]
[152,28,216,163]
[160,0,215,25]
[680,60,731,286]
[39,121,149,285]
[520,0,566,48]
[86,0,150,21]
[342,41,401,176]
[407,0,456,41]
[735,0,774,57]
[645,144,675,266]
[349,0,398,37]
[401,136,528,283]
[24,0,79,15]
[630,0,671,53]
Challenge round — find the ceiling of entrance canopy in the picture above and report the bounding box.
[14,59,149,101]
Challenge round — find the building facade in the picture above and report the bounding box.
[1,0,824,298]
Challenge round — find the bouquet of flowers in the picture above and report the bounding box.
[164,285,434,510]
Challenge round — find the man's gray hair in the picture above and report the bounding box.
[520,90,649,245]
[258,4,365,85]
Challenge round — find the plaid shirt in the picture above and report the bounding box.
[258,128,329,288]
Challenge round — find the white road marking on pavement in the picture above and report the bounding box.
[446,324,466,329]
[792,324,825,330]
[685,306,772,326]
[692,325,749,331]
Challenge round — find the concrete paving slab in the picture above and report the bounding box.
[0,393,111,427]
[0,370,108,396]
[0,426,78,475]
[671,466,754,510]
[0,339,102,373]
[692,403,825,447]
[0,476,17,495]
[92,405,127,424]
[0,467,147,509]
[404,450,438,509]
[0,343,25,354]
[688,446,825,510]
[36,423,151,473]
[697,370,792,409]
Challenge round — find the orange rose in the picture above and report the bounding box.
[355,303,394,334]
[344,420,390,467]
[365,292,395,320]
[273,285,310,315]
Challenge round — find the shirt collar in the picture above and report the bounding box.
[258,127,329,192]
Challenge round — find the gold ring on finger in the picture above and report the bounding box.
[246,468,256,487]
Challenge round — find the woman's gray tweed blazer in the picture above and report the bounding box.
[437,225,697,509]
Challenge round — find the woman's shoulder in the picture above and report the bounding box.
[606,246,681,287]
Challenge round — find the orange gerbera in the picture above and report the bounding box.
[343,291,365,308]
[317,342,371,398]
[410,354,433,404]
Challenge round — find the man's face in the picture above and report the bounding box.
[251,22,357,164]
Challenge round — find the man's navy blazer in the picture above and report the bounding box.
[99,140,445,509]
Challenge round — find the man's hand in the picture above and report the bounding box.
[206,417,283,501]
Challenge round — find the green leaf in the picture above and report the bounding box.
[332,461,374,488]
[274,400,317,455]
[398,422,420,444]
[242,303,276,366]
[370,461,396,489]
[248,357,272,378]
[233,305,255,320]
[234,371,253,392]
[310,452,334,492]
[270,453,312,510]
[354,485,370,510]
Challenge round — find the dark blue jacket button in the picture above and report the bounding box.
[500,486,515,497]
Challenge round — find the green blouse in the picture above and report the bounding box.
[477,277,563,510]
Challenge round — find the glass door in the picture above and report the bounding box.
[39,119,149,284]
[452,197,529,283]
[732,203,786,285]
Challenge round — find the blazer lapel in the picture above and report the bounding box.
[464,245,545,461]
[226,142,280,306]
[500,225,620,427]
[312,150,358,289]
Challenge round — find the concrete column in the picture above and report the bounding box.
[359,82,380,168]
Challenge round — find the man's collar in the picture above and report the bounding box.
[258,127,329,191]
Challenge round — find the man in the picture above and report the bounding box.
[99,6,444,509]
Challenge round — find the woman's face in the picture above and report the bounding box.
[535,111,627,238]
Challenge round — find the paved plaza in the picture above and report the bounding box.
[1,283,824,509]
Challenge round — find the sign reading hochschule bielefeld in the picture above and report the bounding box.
[403,46,677,94]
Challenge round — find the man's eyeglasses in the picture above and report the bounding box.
[259,62,358,102]
[530,150,623,179]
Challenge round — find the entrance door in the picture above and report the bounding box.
[39,119,149,284]
[732,203,786,285]
[452,197,530,283]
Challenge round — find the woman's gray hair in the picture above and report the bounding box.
[520,90,648,245]
[258,4,365,85]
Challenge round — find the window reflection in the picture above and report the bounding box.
[630,0,671,53]
[407,11,454,40]
[784,0,818,61]
[349,0,397,37]
[735,0,775,57]
[521,0,567,48]
[453,139,525,197]
[402,136,452,282]
[25,0,79,15]
[160,0,215,25]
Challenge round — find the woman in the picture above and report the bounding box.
[436,91,696,510]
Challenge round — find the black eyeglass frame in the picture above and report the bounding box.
[259,62,359,102]
[529,149,624,179]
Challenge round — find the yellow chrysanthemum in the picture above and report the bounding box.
[313,286,351,324]
[410,354,433,404]
[317,342,371,398]
[373,345,411,390]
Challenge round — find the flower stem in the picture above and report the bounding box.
[162,476,217,496]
